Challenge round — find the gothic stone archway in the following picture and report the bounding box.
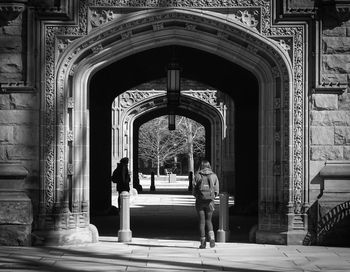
[113,88,227,187]
[40,4,307,245]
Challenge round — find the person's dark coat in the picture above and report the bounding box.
[112,160,130,193]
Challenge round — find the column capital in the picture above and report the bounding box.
[0,0,27,26]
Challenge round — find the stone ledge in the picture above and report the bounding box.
[32,224,99,246]
[320,161,350,177]
[0,163,28,179]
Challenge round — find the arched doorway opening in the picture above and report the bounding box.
[89,45,258,240]
[49,8,300,245]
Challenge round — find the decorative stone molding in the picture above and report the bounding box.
[312,86,347,95]
[88,5,262,31]
[274,98,282,109]
[0,1,26,26]
[67,130,73,142]
[153,23,164,31]
[185,23,196,31]
[119,90,165,109]
[181,90,226,116]
[67,97,74,108]
[91,43,103,54]
[0,82,35,93]
[90,9,117,28]
[121,30,132,39]
[236,10,259,29]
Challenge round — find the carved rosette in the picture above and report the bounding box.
[43,0,306,231]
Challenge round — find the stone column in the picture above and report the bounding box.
[0,163,31,246]
[217,192,230,242]
[118,191,132,242]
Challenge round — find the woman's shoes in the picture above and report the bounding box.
[199,237,206,249]
[209,238,215,248]
[208,231,215,248]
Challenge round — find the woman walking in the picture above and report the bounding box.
[192,160,219,249]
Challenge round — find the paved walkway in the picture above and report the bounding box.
[1,177,350,271]
[1,237,350,271]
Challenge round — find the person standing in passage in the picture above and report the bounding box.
[111,157,131,210]
[192,160,219,249]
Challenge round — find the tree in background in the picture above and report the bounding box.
[138,115,205,176]
[176,116,205,173]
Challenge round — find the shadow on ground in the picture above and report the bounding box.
[91,188,257,243]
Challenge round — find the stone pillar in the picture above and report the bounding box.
[0,163,31,246]
[217,192,230,242]
[118,191,132,242]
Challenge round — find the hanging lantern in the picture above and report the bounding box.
[168,111,175,130]
[167,61,181,130]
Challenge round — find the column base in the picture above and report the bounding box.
[118,230,132,242]
[217,229,230,242]
[256,229,307,245]
[32,224,99,246]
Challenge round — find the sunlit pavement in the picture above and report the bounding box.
[1,237,350,271]
[1,177,350,271]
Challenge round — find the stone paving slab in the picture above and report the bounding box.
[1,238,350,272]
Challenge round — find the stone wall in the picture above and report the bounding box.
[0,92,40,221]
[307,15,350,245]
[0,7,40,225]
[309,17,350,203]
[0,13,24,83]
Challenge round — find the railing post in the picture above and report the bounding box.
[118,191,132,242]
[217,192,230,242]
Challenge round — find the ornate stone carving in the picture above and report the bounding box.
[185,23,196,31]
[67,164,73,176]
[57,37,80,59]
[236,10,259,28]
[69,64,77,76]
[89,0,266,8]
[153,23,164,31]
[274,98,281,109]
[121,30,132,39]
[90,9,117,28]
[67,130,73,142]
[278,39,291,52]
[182,90,228,117]
[119,90,165,109]
[217,31,228,39]
[67,97,74,108]
[91,43,103,53]
[0,1,26,26]
[271,66,280,78]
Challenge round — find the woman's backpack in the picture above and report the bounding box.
[197,174,215,200]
